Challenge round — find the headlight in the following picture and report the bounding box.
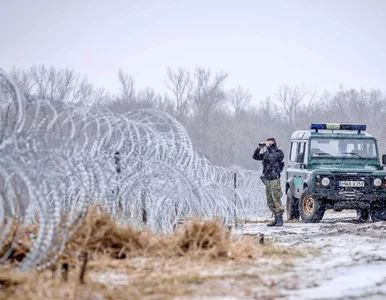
[321,177,330,186]
[374,178,382,187]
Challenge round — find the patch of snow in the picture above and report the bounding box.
[90,272,129,285]
[241,210,386,299]
[288,264,386,300]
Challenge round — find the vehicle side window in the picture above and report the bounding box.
[290,142,298,162]
[297,142,306,163]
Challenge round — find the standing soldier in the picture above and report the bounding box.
[253,138,285,226]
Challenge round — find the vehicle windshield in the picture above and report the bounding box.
[310,138,377,159]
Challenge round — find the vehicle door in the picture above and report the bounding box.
[286,140,298,196]
[290,141,308,199]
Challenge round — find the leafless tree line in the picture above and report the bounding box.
[10,65,386,168]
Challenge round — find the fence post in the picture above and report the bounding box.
[141,191,147,224]
[61,263,68,282]
[114,151,121,174]
[233,172,237,218]
[114,151,122,210]
[137,161,147,224]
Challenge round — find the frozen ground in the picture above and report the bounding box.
[241,210,386,300]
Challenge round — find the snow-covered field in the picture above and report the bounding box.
[241,210,386,300]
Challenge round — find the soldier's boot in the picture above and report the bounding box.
[275,214,283,226]
[267,215,278,227]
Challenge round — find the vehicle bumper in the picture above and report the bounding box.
[315,189,386,210]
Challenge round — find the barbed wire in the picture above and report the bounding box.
[0,69,267,271]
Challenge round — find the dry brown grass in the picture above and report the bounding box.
[0,207,309,300]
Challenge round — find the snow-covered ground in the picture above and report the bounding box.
[242,210,386,300]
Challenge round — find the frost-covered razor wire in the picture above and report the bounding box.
[0,69,267,271]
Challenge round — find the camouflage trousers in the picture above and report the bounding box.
[265,179,284,215]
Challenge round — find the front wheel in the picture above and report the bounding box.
[355,209,370,222]
[299,190,325,223]
[370,202,386,221]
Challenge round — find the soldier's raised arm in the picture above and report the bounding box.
[253,146,264,160]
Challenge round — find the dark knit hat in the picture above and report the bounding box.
[266,138,276,143]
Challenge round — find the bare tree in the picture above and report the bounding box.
[118,69,136,103]
[276,85,316,129]
[11,65,94,104]
[107,70,137,113]
[157,94,175,115]
[165,67,194,121]
[193,67,228,120]
[10,67,35,95]
[92,88,110,106]
[228,86,252,114]
[191,67,228,156]
[137,87,159,109]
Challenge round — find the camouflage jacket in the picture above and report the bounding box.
[253,144,284,180]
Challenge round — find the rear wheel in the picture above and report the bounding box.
[370,202,386,221]
[286,189,299,220]
[299,190,325,223]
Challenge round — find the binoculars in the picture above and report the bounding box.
[259,142,267,147]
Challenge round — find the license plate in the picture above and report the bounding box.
[339,181,365,187]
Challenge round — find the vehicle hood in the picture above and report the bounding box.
[314,164,385,174]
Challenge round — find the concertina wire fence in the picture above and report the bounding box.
[0,69,267,271]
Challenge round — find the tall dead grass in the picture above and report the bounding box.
[0,207,303,299]
[1,206,257,263]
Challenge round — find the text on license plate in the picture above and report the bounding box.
[339,181,365,187]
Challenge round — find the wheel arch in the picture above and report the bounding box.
[286,177,294,195]
[303,173,313,192]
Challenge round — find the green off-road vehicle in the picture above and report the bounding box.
[286,123,386,223]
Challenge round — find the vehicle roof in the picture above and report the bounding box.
[290,130,375,140]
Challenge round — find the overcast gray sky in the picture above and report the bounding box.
[1,0,386,102]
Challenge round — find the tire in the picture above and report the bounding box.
[299,189,325,223]
[286,189,299,220]
[370,202,386,221]
[355,209,370,222]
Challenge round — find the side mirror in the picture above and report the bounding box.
[382,154,386,165]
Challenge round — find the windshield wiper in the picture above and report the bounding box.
[313,153,334,158]
[342,152,363,158]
